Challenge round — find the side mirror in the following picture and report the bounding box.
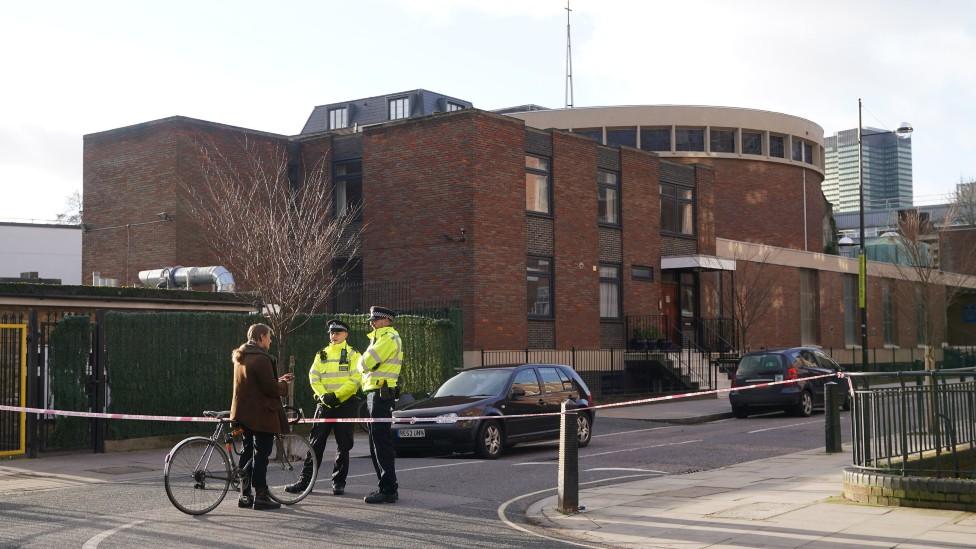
[510,386,526,399]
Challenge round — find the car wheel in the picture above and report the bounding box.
[474,420,503,459]
[732,405,749,419]
[577,413,592,448]
[793,391,814,417]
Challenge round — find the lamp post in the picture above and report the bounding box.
[857,98,913,370]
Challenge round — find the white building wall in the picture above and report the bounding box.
[0,224,83,285]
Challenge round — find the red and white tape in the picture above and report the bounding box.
[0,372,842,425]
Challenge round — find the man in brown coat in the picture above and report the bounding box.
[230,323,294,510]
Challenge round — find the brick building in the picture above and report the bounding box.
[82,94,976,353]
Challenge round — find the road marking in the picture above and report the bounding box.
[497,474,658,548]
[345,460,480,478]
[514,462,554,466]
[747,421,820,434]
[581,439,702,458]
[592,425,674,438]
[585,467,668,473]
[82,519,145,549]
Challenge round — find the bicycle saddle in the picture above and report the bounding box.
[202,410,231,419]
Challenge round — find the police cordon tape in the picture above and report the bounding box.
[0,372,847,425]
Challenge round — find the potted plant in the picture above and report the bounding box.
[630,328,650,351]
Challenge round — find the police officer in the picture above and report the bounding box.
[358,306,403,504]
[286,319,361,496]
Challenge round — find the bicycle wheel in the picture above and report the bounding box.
[164,436,232,515]
[265,433,316,505]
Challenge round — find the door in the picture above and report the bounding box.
[0,324,27,457]
[503,368,545,440]
[662,283,679,345]
[536,367,573,437]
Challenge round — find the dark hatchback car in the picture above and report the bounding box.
[729,347,848,418]
[392,364,595,459]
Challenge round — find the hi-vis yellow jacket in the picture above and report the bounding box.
[357,326,403,391]
[309,341,362,403]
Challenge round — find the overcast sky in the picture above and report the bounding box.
[2,0,974,221]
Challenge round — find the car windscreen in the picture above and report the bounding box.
[433,369,511,397]
[736,353,785,377]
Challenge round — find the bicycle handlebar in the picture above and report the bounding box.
[283,405,304,425]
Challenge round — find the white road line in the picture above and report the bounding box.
[82,519,145,549]
[747,421,820,434]
[592,425,674,438]
[581,439,702,458]
[497,474,658,548]
[513,462,555,466]
[585,467,668,474]
[345,460,480,478]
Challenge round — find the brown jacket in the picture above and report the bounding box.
[230,342,289,434]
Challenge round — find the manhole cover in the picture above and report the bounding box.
[655,486,732,498]
[86,465,156,475]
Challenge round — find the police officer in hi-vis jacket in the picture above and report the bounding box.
[359,306,403,504]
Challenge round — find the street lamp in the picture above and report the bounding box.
[857,98,913,369]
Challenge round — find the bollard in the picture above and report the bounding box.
[824,382,843,453]
[557,399,579,514]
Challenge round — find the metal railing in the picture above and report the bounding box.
[849,368,976,479]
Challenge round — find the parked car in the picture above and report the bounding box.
[729,347,848,418]
[392,363,595,459]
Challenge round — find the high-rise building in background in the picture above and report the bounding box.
[824,128,912,213]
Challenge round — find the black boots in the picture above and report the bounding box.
[252,487,281,510]
[332,483,345,496]
[364,490,398,504]
[284,476,310,494]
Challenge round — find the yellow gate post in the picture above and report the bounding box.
[0,323,28,457]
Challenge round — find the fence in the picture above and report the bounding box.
[849,368,976,479]
[819,346,976,372]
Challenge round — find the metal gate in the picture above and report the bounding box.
[0,323,28,457]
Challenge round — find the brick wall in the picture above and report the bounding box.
[620,148,661,317]
[695,164,716,256]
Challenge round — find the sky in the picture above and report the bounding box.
[1,0,974,221]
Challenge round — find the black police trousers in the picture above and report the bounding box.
[366,391,398,494]
[301,397,358,487]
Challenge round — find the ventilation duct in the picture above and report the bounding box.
[138,266,236,293]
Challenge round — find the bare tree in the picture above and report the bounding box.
[729,246,779,350]
[181,136,363,365]
[953,177,976,227]
[56,190,82,224]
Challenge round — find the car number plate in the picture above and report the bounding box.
[398,429,426,438]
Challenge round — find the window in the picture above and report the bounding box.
[527,256,553,317]
[792,138,803,161]
[537,367,565,393]
[742,131,763,155]
[333,160,362,218]
[915,286,928,346]
[329,107,348,130]
[555,368,574,391]
[660,183,694,235]
[597,170,620,225]
[573,128,602,143]
[843,275,857,347]
[600,264,621,319]
[769,134,785,158]
[511,369,542,397]
[606,127,636,148]
[883,283,897,346]
[640,127,671,152]
[632,265,653,281]
[675,128,705,151]
[799,269,819,345]
[525,155,551,214]
[803,142,814,165]
[446,101,464,112]
[710,128,735,153]
[388,97,409,120]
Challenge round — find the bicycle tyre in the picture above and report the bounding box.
[164,436,231,515]
[265,433,317,505]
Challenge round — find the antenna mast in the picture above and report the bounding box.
[564,0,574,109]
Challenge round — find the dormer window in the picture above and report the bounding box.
[329,107,348,130]
[389,97,409,120]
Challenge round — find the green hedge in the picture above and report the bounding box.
[44,316,92,450]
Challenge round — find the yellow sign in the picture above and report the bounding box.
[0,324,27,458]
[858,254,866,308]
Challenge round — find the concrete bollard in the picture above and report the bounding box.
[557,399,579,514]
[825,381,843,453]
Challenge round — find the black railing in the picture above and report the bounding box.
[848,368,976,479]
[624,315,675,351]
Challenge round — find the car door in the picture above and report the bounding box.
[536,367,572,436]
[814,352,841,405]
[503,368,545,440]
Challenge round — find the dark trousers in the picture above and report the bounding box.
[366,391,397,494]
[301,398,358,486]
[240,429,274,490]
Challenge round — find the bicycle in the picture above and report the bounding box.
[163,406,317,515]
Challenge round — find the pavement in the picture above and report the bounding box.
[599,395,733,424]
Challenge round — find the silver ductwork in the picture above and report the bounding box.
[138,266,236,293]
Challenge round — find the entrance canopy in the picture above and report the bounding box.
[661,255,736,271]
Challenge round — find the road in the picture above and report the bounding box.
[0,409,851,548]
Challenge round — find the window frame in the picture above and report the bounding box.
[388,96,410,120]
[631,265,654,281]
[328,107,348,130]
[882,283,898,347]
[332,159,363,220]
[659,182,695,237]
[769,134,786,158]
[510,368,542,397]
[742,130,763,155]
[527,255,554,319]
[709,128,736,154]
[599,263,622,320]
[537,367,566,394]
[525,154,552,216]
[605,127,637,149]
[446,101,464,112]
[597,169,621,227]
[675,127,705,152]
[639,127,671,152]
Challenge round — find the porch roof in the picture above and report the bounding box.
[661,255,736,271]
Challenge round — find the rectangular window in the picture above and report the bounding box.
[742,131,763,155]
[527,256,553,318]
[660,183,694,235]
[333,160,363,219]
[388,97,409,120]
[843,275,857,347]
[597,170,620,225]
[803,142,814,165]
[792,138,803,161]
[640,127,671,152]
[606,128,636,148]
[675,128,705,151]
[769,134,785,158]
[525,155,551,214]
[573,128,602,143]
[799,269,819,345]
[446,101,464,112]
[632,265,653,281]
[599,264,621,319]
[329,107,348,130]
[883,283,897,346]
[710,128,735,153]
[915,286,927,346]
